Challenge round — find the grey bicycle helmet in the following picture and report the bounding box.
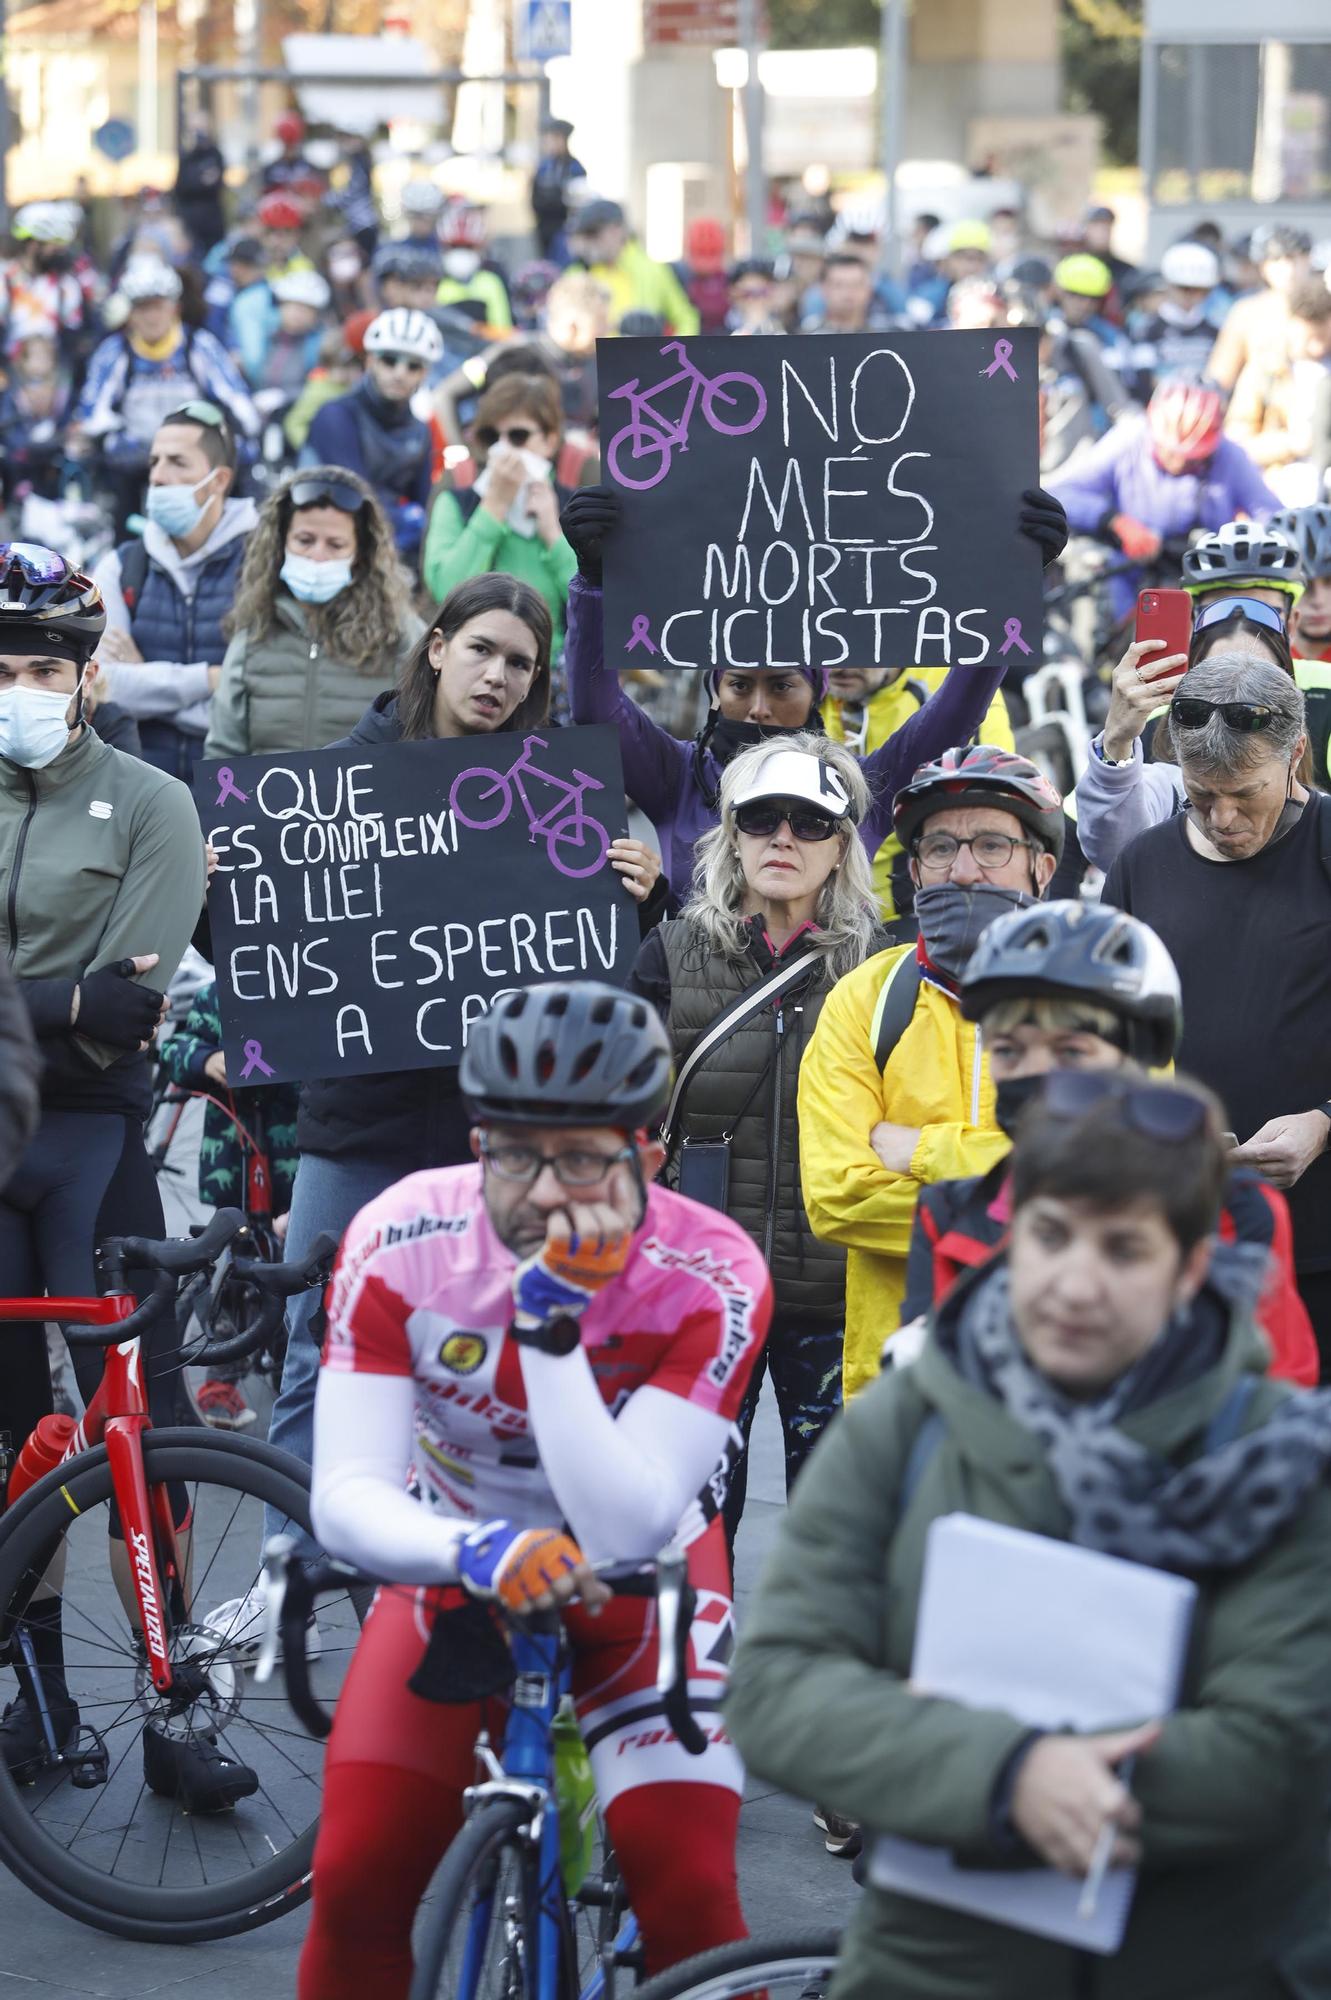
[461,983,673,1131]
[1267,505,1331,581]
[1181,521,1302,593]
[960,900,1182,1067]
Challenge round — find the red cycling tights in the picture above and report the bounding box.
[299,1525,745,1999]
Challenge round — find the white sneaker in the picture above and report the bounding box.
[202,1585,321,1665]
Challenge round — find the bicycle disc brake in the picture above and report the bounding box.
[135,1625,243,1733]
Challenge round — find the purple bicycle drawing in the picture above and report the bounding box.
[606,340,767,491]
[448,733,611,880]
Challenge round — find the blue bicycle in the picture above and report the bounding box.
[262,1544,706,2000]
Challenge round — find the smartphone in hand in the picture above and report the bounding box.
[1134,588,1192,664]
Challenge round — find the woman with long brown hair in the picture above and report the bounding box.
[203,465,422,759]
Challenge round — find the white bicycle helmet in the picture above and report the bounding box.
[400,179,444,219]
[120,259,183,303]
[363,306,443,365]
[272,269,331,310]
[1267,505,1331,581]
[13,202,77,245]
[1160,241,1220,291]
[1181,521,1302,595]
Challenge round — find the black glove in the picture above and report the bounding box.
[1018,487,1068,569]
[75,960,164,1050]
[559,485,621,587]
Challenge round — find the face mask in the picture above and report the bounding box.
[281,552,353,604]
[914,882,1033,984]
[444,248,480,281]
[993,1071,1048,1140]
[707,712,823,768]
[0,678,79,769]
[146,474,214,541]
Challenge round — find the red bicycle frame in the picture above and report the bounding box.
[0,1292,187,1694]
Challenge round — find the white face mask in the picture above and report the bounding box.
[0,677,79,769]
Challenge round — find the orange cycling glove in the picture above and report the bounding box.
[458,1519,584,1612]
[511,1220,634,1328]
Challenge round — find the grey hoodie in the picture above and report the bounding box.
[92,496,259,737]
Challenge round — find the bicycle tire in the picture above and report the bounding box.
[631,1931,841,1999]
[700,374,767,439]
[450,767,512,831]
[606,423,672,492]
[0,1431,330,1943]
[544,808,611,880]
[409,1794,541,2000]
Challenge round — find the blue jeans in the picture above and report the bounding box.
[262,1150,406,1557]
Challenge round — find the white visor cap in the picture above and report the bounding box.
[731,747,855,822]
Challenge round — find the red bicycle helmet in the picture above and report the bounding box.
[274,112,305,147]
[1147,374,1224,468]
[893,744,1065,859]
[257,191,307,233]
[440,198,487,250]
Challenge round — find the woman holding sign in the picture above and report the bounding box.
[728,1073,1331,1998]
[630,736,886,1537]
[203,467,423,763]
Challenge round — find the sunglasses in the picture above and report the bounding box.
[1169,696,1275,734]
[0,541,71,583]
[173,399,228,431]
[1192,595,1287,636]
[1041,1070,1208,1142]
[476,424,537,449]
[289,477,368,516]
[376,353,427,373]
[733,799,841,842]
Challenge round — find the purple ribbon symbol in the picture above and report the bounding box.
[214,766,249,808]
[626,614,659,656]
[239,1038,276,1082]
[999,617,1033,658]
[981,338,1019,383]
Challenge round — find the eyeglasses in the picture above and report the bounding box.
[171,399,228,431]
[0,541,69,583]
[376,353,427,373]
[476,424,538,449]
[1169,696,1275,734]
[733,800,841,842]
[289,477,368,515]
[912,830,1034,870]
[1192,595,1287,636]
[480,1138,633,1187]
[1040,1070,1208,1142]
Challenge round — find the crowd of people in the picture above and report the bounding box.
[2,114,1331,2000]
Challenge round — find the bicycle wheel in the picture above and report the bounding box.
[632,1932,841,1999]
[606,422,672,491]
[544,808,610,880]
[0,1429,360,1942]
[700,373,768,439]
[409,1794,544,2000]
[450,767,513,831]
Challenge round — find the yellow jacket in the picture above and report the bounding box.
[797,943,1010,1398]
[825,671,1014,923]
[570,240,700,335]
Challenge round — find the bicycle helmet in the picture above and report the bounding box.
[1266,505,1331,581]
[460,983,673,1131]
[960,900,1182,1067]
[1250,224,1312,264]
[256,191,307,233]
[441,199,487,250]
[1053,253,1112,299]
[363,306,444,365]
[12,202,77,245]
[892,745,1065,861]
[1160,241,1220,291]
[399,178,444,219]
[0,544,106,663]
[373,241,443,285]
[1181,520,1303,594]
[272,269,331,310]
[119,259,182,303]
[1147,374,1224,468]
[274,112,305,147]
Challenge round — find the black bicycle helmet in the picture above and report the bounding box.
[892,745,1066,861]
[460,982,673,1131]
[1267,505,1331,581]
[960,900,1182,1067]
[1249,224,1312,264]
[0,543,106,663]
[1180,521,1302,595]
[372,241,442,285]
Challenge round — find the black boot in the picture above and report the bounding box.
[142,1720,259,1813]
[1,1597,79,1783]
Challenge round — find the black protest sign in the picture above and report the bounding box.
[194,728,633,1084]
[598,328,1041,673]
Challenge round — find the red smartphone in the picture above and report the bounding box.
[1134,588,1192,663]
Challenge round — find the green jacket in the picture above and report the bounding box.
[0,725,204,1113]
[204,594,424,761]
[727,1277,1331,2000]
[422,491,576,657]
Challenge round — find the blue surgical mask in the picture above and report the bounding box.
[281,552,353,604]
[0,678,80,769]
[145,474,214,541]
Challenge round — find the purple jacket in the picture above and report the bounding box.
[1049,417,1278,616]
[565,575,1008,893]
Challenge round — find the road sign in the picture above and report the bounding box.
[515,0,573,61]
[93,118,136,162]
[644,0,742,47]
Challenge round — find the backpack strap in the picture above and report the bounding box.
[870,950,923,1072]
[116,537,151,616]
[897,1409,947,1516]
[1202,1376,1258,1454]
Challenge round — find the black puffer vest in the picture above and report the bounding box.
[661,915,854,1322]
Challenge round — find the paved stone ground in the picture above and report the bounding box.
[0,1099,857,1995]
